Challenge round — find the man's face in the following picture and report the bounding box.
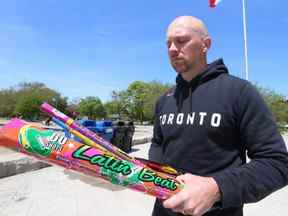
[166,26,205,74]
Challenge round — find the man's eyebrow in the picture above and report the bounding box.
[166,35,186,43]
[167,35,190,40]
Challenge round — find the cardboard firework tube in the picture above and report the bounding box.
[40,102,139,165]
[41,103,179,176]
[51,117,109,153]
[0,118,183,199]
[51,116,179,176]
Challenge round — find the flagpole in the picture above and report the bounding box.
[242,0,249,80]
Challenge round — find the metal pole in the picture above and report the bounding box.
[242,0,249,80]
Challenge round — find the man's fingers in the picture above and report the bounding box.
[176,174,186,182]
[163,192,186,209]
[176,173,197,184]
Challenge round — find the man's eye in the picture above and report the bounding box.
[177,39,187,44]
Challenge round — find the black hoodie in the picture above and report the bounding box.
[149,59,288,216]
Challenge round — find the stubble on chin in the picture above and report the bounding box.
[172,63,189,74]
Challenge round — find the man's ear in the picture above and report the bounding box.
[202,37,211,53]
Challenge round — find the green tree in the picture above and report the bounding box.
[257,85,288,132]
[0,88,17,117]
[106,81,171,123]
[78,96,106,119]
[126,81,149,123]
[14,92,43,120]
[0,82,67,120]
[104,100,121,119]
[143,81,172,122]
[15,82,67,110]
[104,90,130,119]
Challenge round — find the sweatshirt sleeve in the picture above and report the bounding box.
[148,97,164,163]
[212,83,288,208]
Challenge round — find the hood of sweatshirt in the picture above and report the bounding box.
[174,58,228,112]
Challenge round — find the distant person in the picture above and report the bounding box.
[149,16,288,216]
[44,116,52,126]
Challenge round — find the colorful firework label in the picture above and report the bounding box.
[18,125,66,156]
[0,118,183,199]
[72,145,177,191]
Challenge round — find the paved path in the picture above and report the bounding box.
[244,185,288,215]
[0,143,154,216]
[244,133,288,215]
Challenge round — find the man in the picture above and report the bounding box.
[149,16,288,216]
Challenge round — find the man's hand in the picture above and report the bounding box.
[163,173,221,216]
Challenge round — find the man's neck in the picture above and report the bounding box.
[181,61,208,82]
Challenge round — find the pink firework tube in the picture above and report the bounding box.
[0,118,183,199]
[41,103,179,176]
[41,103,145,166]
[51,116,180,177]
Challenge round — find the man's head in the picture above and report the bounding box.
[166,16,211,80]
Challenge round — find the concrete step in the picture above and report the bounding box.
[0,148,51,179]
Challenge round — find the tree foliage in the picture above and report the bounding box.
[0,82,67,120]
[0,88,17,117]
[78,96,106,120]
[257,86,288,131]
[14,92,43,120]
[105,81,172,123]
[142,81,172,121]
[1,81,286,131]
[104,90,130,119]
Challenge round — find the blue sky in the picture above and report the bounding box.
[0,0,287,102]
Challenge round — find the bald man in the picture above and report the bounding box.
[149,16,288,216]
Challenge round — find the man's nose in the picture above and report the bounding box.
[168,42,178,57]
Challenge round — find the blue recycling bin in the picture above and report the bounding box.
[69,119,114,143]
[94,120,114,141]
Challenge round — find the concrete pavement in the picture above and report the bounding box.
[0,143,155,216]
[244,185,288,215]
